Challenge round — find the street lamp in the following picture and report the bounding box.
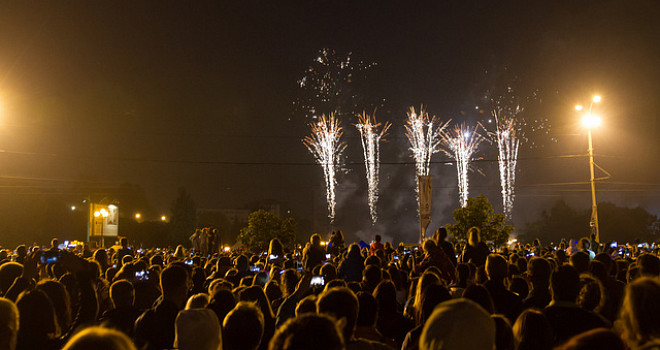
[576,95,602,242]
[161,215,167,222]
[135,213,141,219]
[94,208,109,247]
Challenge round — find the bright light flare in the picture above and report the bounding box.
[592,95,601,103]
[303,113,346,222]
[582,114,602,128]
[355,111,390,224]
[135,213,141,219]
[161,215,167,221]
[575,105,583,111]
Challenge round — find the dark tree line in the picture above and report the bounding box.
[520,200,660,244]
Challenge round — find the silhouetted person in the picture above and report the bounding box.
[134,265,189,350]
[543,265,609,346]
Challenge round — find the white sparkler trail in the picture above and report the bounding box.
[356,112,391,224]
[303,113,346,222]
[441,124,485,207]
[494,111,520,219]
[405,107,449,177]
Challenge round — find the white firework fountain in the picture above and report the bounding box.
[303,113,346,222]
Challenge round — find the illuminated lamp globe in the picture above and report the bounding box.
[582,114,602,129]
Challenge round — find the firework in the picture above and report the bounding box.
[441,124,485,207]
[493,110,520,219]
[355,111,391,224]
[294,48,378,121]
[405,107,449,177]
[303,113,347,222]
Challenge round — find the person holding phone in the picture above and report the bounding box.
[266,238,285,269]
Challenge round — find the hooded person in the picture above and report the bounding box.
[174,308,222,350]
[419,299,495,350]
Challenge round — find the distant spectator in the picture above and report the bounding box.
[61,326,136,350]
[461,227,490,266]
[269,314,344,350]
[570,252,590,275]
[338,244,364,283]
[492,314,514,350]
[513,309,553,350]
[0,297,19,350]
[462,284,495,314]
[185,293,210,309]
[484,254,522,323]
[432,227,457,266]
[174,309,221,350]
[99,280,141,337]
[413,240,456,283]
[543,265,609,346]
[370,235,385,256]
[135,265,190,350]
[557,328,625,350]
[618,277,660,349]
[303,234,325,272]
[419,299,495,350]
[523,257,552,309]
[317,287,391,349]
[223,302,264,350]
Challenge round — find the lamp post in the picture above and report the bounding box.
[94,208,109,247]
[576,96,602,242]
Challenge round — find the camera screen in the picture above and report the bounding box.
[135,270,148,281]
[310,276,325,286]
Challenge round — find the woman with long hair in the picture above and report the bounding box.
[617,277,660,349]
[461,227,490,266]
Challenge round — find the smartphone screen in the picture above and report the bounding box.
[135,270,149,281]
[310,276,325,286]
[40,252,59,264]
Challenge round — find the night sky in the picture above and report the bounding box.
[0,1,658,244]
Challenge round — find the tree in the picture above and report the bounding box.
[169,187,197,246]
[238,210,297,252]
[521,200,659,243]
[447,194,513,247]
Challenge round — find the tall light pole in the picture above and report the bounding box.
[576,96,602,242]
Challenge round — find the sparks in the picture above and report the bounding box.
[493,110,520,219]
[355,111,391,224]
[441,124,485,207]
[405,106,449,177]
[303,113,346,222]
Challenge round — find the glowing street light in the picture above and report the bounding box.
[577,95,603,242]
[135,213,141,219]
[94,209,109,247]
[581,114,602,129]
[70,206,76,211]
[161,215,167,222]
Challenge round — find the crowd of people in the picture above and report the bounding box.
[1,227,660,350]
